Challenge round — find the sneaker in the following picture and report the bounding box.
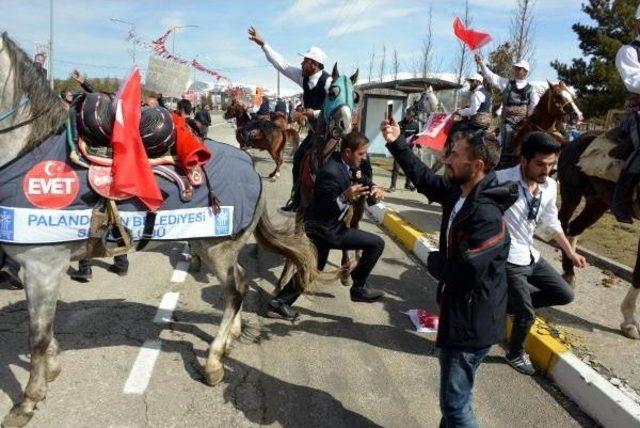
[506,352,536,376]
[265,302,299,321]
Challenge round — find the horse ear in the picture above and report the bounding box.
[332,63,339,80]
[547,80,553,89]
[350,69,359,84]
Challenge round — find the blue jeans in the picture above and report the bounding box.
[439,346,491,428]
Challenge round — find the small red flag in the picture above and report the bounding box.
[453,17,492,51]
[413,113,454,154]
[111,68,163,211]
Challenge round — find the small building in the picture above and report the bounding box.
[356,77,461,155]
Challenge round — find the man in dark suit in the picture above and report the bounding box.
[267,131,386,320]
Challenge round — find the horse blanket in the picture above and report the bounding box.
[0,133,262,244]
[577,134,623,183]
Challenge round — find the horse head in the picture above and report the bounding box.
[323,63,359,139]
[544,80,583,122]
[0,32,67,167]
[409,85,439,116]
[223,98,246,120]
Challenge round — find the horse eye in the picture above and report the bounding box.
[330,86,340,98]
[354,93,360,104]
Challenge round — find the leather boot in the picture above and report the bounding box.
[70,260,93,283]
[612,169,639,224]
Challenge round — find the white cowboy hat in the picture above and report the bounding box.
[298,46,327,65]
[636,4,640,20]
[513,60,530,72]
[466,73,484,83]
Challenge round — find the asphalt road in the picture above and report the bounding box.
[0,114,595,427]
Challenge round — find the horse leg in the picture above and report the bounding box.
[228,264,247,343]
[194,240,244,386]
[4,246,69,428]
[621,238,640,339]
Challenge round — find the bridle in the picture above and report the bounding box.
[547,87,573,116]
[0,94,42,134]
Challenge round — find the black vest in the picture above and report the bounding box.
[477,87,492,113]
[303,71,330,110]
[502,80,532,107]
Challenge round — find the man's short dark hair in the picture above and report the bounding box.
[520,131,561,160]
[466,130,501,172]
[177,98,192,115]
[341,131,369,153]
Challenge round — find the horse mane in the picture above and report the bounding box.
[2,32,68,152]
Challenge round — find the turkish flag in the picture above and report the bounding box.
[170,111,212,169]
[412,113,454,154]
[111,68,163,211]
[453,17,492,51]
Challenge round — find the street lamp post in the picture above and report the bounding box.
[49,0,54,89]
[110,18,136,66]
[170,25,199,56]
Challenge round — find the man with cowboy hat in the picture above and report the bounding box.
[611,5,640,223]
[455,72,493,132]
[248,26,332,212]
[474,55,539,151]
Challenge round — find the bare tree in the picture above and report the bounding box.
[378,45,387,82]
[367,47,375,82]
[421,5,434,78]
[510,0,536,67]
[453,0,472,108]
[392,49,400,81]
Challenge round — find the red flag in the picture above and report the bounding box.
[413,113,454,154]
[111,68,163,211]
[453,17,492,51]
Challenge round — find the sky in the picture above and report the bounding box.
[1,0,592,95]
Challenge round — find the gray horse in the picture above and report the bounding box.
[0,33,322,427]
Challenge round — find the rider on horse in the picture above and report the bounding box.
[454,73,493,133]
[475,55,539,151]
[248,26,331,212]
[611,5,640,224]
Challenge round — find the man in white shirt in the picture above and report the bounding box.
[475,55,539,152]
[611,6,640,223]
[496,132,586,375]
[248,26,332,212]
[455,73,492,131]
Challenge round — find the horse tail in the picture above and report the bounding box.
[285,129,300,153]
[254,200,321,292]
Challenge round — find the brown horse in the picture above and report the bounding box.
[557,131,640,340]
[499,81,583,168]
[223,99,299,180]
[292,109,309,134]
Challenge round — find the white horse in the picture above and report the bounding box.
[0,33,324,427]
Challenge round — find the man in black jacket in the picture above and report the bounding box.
[382,120,518,428]
[267,131,386,320]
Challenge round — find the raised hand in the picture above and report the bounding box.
[248,26,265,47]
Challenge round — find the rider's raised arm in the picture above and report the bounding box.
[479,62,508,92]
[616,45,640,94]
[261,44,304,88]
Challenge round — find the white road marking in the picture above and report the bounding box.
[122,339,162,394]
[153,292,180,324]
[170,260,190,283]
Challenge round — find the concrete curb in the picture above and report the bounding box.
[366,203,640,427]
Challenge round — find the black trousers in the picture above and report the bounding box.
[272,227,385,307]
[506,257,574,356]
[390,159,412,189]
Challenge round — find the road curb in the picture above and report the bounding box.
[366,202,640,427]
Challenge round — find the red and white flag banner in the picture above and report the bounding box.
[412,113,454,154]
[453,17,492,51]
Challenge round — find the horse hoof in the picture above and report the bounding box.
[204,366,225,386]
[46,363,61,383]
[340,275,352,287]
[562,273,576,288]
[620,323,640,340]
[3,406,34,428]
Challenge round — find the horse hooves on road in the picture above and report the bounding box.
[204,366,225,387]
[3,406,34,428]
[620,322,640,340]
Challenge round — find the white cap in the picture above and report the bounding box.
[298,46,327,65]
[513,60,530,72]
[636,5,640,20]
[466,73,484,83]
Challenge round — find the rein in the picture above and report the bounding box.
[0,94,44,134]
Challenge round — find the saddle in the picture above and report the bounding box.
[577,130,631,183]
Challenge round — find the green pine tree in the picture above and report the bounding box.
[551,0,636,118]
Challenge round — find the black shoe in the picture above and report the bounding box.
[70,266,93,283]
[506,351,536,376]
[350,286,383,302]
[109,255,129,276]
[387,186,396,193]
[0,266,23,289]
[265,302,299,320]
[405,183,416,191]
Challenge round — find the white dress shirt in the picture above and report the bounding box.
[496,165,563,266]
[616,38,640,94]
[261,44,333,118]
[479,63,539,113]
[458,86,486,117]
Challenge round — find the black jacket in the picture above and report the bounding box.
[387,137,518,348]
[305,152,375,244]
